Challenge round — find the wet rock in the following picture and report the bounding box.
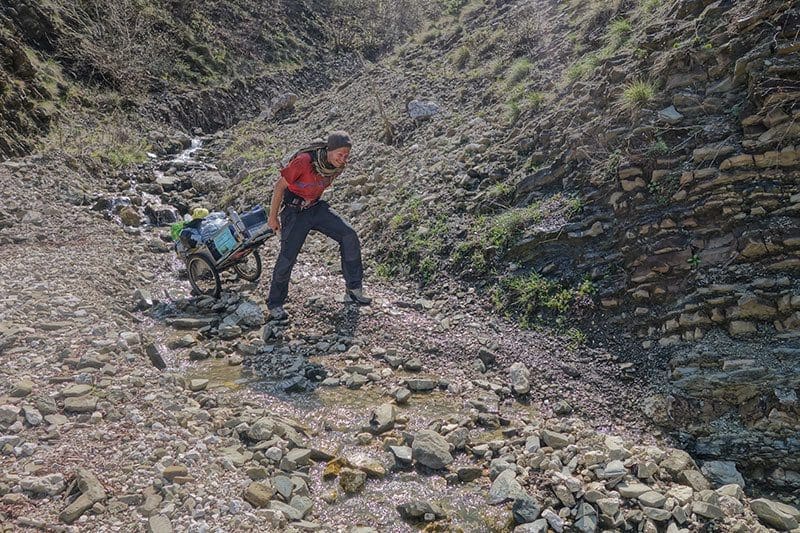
[701,461,745,488]
[397,500,446,522]
[369,403,396,434]
[457,466,482,482]
[514,520,549,533]
[390,446,413,468]
[339,467,366,494]
[406,378,436,392]
[412,430,453,469]
[513,496,541,524]
[488,469,525,504]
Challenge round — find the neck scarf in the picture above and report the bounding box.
[311,148,346,180]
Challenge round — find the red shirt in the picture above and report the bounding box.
[281,153,334,203]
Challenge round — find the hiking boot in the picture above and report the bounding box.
[269,306,288,320]
[346,288,372,305]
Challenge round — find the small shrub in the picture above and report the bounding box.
[487,182,514,200]
[621,79,656,108]
[566,54,598,82]
[566,197,584,218]
[566,327,587,349]
[375,262,397,279]
[506,58,533,87]
[505,101,521,125]
[646,139,669,157]
[639,0,662,13]
[418,28,441,44]
[647,173,680,204]
[607,18,632,48]
[487,204,542,249]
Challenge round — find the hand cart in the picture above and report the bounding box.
[176,208,274,298]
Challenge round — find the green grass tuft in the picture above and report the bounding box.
[621,79,656,108]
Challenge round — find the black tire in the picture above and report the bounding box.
[187,254,221,298]
[233,250,262,282]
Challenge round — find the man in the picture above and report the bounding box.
[266,130,371,320]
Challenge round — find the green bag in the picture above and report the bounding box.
[170,221,185,241]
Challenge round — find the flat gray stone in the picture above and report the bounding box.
[147,515,173,533]
[411,430,453,469]
[750,498,799,531]
[701,461,745,488]
[488,469,525,504]
[540,430,569,449]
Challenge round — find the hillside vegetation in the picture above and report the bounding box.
[0,0,437,161]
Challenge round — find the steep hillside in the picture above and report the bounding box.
[0,0,433,161]
[211,0,800,485]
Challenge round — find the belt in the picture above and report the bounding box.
[283,197,318,211]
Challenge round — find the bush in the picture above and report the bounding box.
[621,79,655,108]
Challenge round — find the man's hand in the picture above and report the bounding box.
[268,215,280,234]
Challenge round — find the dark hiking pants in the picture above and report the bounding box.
[267,201,363,309]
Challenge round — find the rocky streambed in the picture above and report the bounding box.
[1,144,799,533]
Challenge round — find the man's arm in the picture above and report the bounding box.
[268,177,288,233]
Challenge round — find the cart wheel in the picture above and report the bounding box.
[233,250,262,282]
[187,254,221,298]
